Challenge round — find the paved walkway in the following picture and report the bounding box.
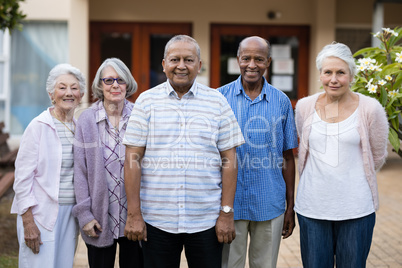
[74,155,402,267]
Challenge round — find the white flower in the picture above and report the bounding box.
[368,64,377,71]
[388,89,399,98]
[358,58,376,66]
[385,75,393,81]
[374,31,381,38]
[368,84,378,94]
[378,79,387,86]
[382,28,398,36]
[357,65,367,72]
[396,52,402,63]
[365,78,374,88]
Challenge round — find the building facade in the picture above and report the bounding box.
[1,0,401,139]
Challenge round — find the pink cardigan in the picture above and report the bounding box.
[295,92,388,210]
[11,108,68,231]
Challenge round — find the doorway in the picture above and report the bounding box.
[90,22,192,102]
[210,24,310,106]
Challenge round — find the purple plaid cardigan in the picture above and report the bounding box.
[72,100,133,247]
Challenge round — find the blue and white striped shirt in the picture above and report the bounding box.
[218,76,298,221]
[53,118,75,205]
[123,81,245,233]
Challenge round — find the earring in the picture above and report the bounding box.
[51,100,56,105]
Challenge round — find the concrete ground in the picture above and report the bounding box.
[73,154,402,268]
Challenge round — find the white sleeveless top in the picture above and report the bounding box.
[295,108,374,220]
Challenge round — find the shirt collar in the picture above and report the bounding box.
[235,75,270,102]
[95,99,132,123]
[165,79,197,98]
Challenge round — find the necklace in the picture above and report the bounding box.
[53,110,75,135]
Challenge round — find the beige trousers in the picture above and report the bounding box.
[222,213,284,268]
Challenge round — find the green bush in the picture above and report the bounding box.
[352,27,402,157]
[0,0,26,32]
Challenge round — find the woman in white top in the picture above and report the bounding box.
[294,43,388,268]
[11,64,85,268]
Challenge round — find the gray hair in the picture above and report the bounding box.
[237,36,271,58]
[46,63,86,100]
[164,35,201,60]
[316,42,356,77]
[92,58,138,100]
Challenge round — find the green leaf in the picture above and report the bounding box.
[380,87,388,106]
[390,116,400,130]
[394,72,402,89]
[353,47,382,57]
[380,63,401,76]
[388,128,401,152]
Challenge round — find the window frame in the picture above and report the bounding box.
[0,29,11,133]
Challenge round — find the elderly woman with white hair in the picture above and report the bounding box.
[294,43,389,268]
[11,63,86,268]
[73,57,143,268]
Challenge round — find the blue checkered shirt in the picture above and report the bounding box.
[218,76,298,221]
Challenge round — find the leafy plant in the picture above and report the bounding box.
[0,0,26,32]
[352,27,402,157]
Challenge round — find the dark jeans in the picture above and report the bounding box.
[143,223,223,268]
[86,236,143,268]
[297,213,375,268]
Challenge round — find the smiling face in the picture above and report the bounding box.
[162,41,202,94]
[50,74,82,114]
[238,38,271,87]
[320,57,353,99]
[101,66,127,105]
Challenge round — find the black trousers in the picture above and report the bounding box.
[142,223,222,268]
[86,236,143,268]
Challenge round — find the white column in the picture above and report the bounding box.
[372,1,383,48]
[68,0,89,104]
[309,0,336,95]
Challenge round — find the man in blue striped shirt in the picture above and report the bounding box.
[123,35,245,268]
[218,36,298,268]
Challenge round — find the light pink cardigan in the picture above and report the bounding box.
[295,92,389,210]
[11,108,76,231]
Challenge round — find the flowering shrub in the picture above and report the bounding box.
[352,27,402,157]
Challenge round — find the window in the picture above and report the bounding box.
[9,21,68,135]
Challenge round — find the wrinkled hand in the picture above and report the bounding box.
[124,213,147,241]
[282,208,295,239]
[215,212,236,244]
[22,211,42,254]
[83,219,102,238]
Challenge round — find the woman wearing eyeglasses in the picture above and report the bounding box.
[73,58,143,268]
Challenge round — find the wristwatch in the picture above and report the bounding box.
[220,205,234,213]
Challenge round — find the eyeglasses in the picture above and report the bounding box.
[101,77,126,85]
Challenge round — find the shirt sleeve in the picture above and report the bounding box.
[368,99,389,171]
[216,95,245,152]
[13,121,40,215]
[282,98,298,151]
[72,111,96,228]
[123,98,149,147]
